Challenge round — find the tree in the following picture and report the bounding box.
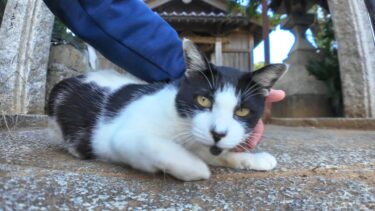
[228,0,282,27]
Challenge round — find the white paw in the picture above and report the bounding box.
[250,152,277,171]
[179,165,211,181]
[165,161,211,181]
[234,152,277,171]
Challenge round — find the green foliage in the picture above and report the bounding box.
[254,61,265,69]
[306,15,343,116]
[227,0,282,27]
[52,19,85,50]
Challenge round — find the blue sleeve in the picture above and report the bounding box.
[43,0,186,82]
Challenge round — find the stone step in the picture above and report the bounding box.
[0,126,374,209]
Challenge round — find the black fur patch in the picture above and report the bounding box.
[48,76,107,159]
[104,83,167,119]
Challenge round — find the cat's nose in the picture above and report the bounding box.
[210,130,227,143]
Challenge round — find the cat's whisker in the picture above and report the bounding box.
[242,86,264,99]
[242,82,261,98]
[204,57,216,89]
[242,82,262,95]
[236,144,251,153]
[192,132,214,146]
[172,133,191,140]
[244,90,263,97]
[242,82,258,97]
[172,132,193,142]
[179,136,195,146]
[196,69,213,89]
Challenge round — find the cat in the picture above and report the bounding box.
[48,39,287,181]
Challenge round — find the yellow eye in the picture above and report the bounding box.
[235,108,250,117]
[196,95,212,108]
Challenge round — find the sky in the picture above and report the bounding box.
[253,25,294,63]
[253,25,315,63]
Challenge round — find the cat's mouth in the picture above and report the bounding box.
[210,146,223,156]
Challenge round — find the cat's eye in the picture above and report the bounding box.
[235,108,250,117]
[196,95,212,108]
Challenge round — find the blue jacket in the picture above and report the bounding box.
[43,0,185,82]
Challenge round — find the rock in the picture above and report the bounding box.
[48,44,91,73]
[0,0,54,115]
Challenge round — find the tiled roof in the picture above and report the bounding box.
[158,11,243,17]
[157,11,257,25]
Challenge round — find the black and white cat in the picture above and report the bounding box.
[48,39,287,181]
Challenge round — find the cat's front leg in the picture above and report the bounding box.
[195,148,277,171]
[109,135,211,181]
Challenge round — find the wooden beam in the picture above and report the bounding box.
[262,0,270,65]
[215,38,223,66]
[262,0,271,122]
[182,35,229,44]
[248,34,254,71]
[222,48,250,53]
[201,0,228,11]
[147,0,171,9]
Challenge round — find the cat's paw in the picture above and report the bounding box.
[250,152,277,171]
[172,162,211,181]
[232,152,277,171]
[163,159,211,181]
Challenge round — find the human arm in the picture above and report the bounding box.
[43,0,185,82]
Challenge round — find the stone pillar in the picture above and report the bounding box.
[328,0,375,117]
[0,0,54,114]
[272,13,333,117]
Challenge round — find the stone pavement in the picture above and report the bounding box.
[0,124,374,210]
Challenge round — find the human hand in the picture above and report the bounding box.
[232,89,285,152]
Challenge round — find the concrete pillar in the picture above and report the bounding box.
[272,13,333,117]
[0,0,54,114]
[328,0,375,117]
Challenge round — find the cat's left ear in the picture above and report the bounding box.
[182,38,209,76]
[252,63,288,91]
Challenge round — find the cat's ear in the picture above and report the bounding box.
[182,38,209,76]
[252,63,288,90]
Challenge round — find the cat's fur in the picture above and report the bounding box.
[48,39,287,181]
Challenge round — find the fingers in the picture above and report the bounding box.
[246,120,264,148]
[231,89,285,152]
[266,89,285,103]
[231,120,264,152]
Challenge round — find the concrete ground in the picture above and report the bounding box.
[0,123,374,210]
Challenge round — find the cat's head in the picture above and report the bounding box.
[175,39,287,155]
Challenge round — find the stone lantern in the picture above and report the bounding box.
[270,0,333,117]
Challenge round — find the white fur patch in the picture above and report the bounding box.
[91,85,211,181]
[83,69,145,91]
[191,85,245,149]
